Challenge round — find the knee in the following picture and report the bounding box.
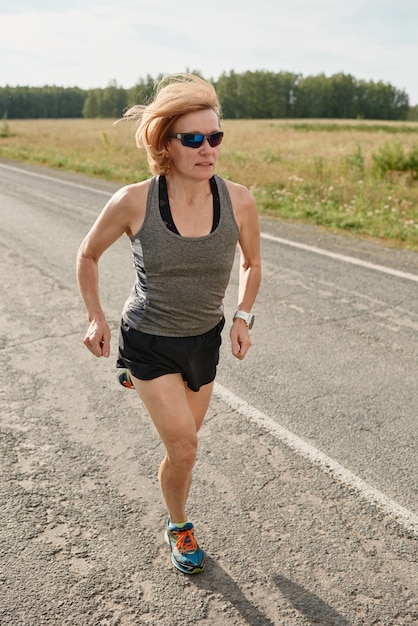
[168,438,198,472]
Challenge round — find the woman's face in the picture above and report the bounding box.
[166,108,221,181]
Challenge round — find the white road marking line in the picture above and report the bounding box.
[0,163,111,196]
[214,381,418,537]
[261,232,418,282]
[2,163,417,283]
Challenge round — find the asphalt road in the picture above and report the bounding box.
[1,160,417,625]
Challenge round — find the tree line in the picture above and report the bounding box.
[0,71,415,121]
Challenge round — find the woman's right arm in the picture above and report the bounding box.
[76,182,148,358]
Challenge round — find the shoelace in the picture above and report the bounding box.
[172,529,197,553]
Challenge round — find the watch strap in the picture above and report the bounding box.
[233,310,255,329]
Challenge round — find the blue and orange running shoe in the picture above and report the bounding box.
[164,521,205,574]
[118,369,135,390]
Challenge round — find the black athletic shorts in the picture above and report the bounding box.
[116,317,225,392]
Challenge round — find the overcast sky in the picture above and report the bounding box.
[1,0,417,104]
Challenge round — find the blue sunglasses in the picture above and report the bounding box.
[168,131,224,148]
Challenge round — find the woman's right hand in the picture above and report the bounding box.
[83,318,111,358]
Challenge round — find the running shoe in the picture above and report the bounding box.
[164,520,205,574]
[118,369,135,390]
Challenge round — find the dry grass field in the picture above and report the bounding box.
[1,118,418,249]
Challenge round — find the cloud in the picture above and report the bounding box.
[1,0,417,103]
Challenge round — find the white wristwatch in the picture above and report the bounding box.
[233,310,255,329]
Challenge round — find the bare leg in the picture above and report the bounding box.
[131,373,214,524]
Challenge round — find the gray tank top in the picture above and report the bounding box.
[121,174,239,336]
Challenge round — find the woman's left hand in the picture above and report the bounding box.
[230,319,252,360]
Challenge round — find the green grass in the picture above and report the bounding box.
[286,122,418,134]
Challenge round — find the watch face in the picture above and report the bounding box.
[248,315,254,329]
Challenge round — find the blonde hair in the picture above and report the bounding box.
[123,73,222,175]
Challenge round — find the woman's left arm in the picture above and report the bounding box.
[228,183,262,360]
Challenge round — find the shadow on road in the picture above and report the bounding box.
[191,559,353,626]
[191,556,275,625]
[273,574,353,626]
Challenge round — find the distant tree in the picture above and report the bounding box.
[215,70,298,119]
[127,74,159,108]
[356,80,409,120]
[0,86,13,118]
[82,81,127,118]
[82,89,102,118]
[0,86,86,118]
[101,81,128,117]
[292,73,409,120]
[329,73,357,118]
[407,104,418,121]
[0,72,412,120]
[293,74,332,118]
[215,70,242,118]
